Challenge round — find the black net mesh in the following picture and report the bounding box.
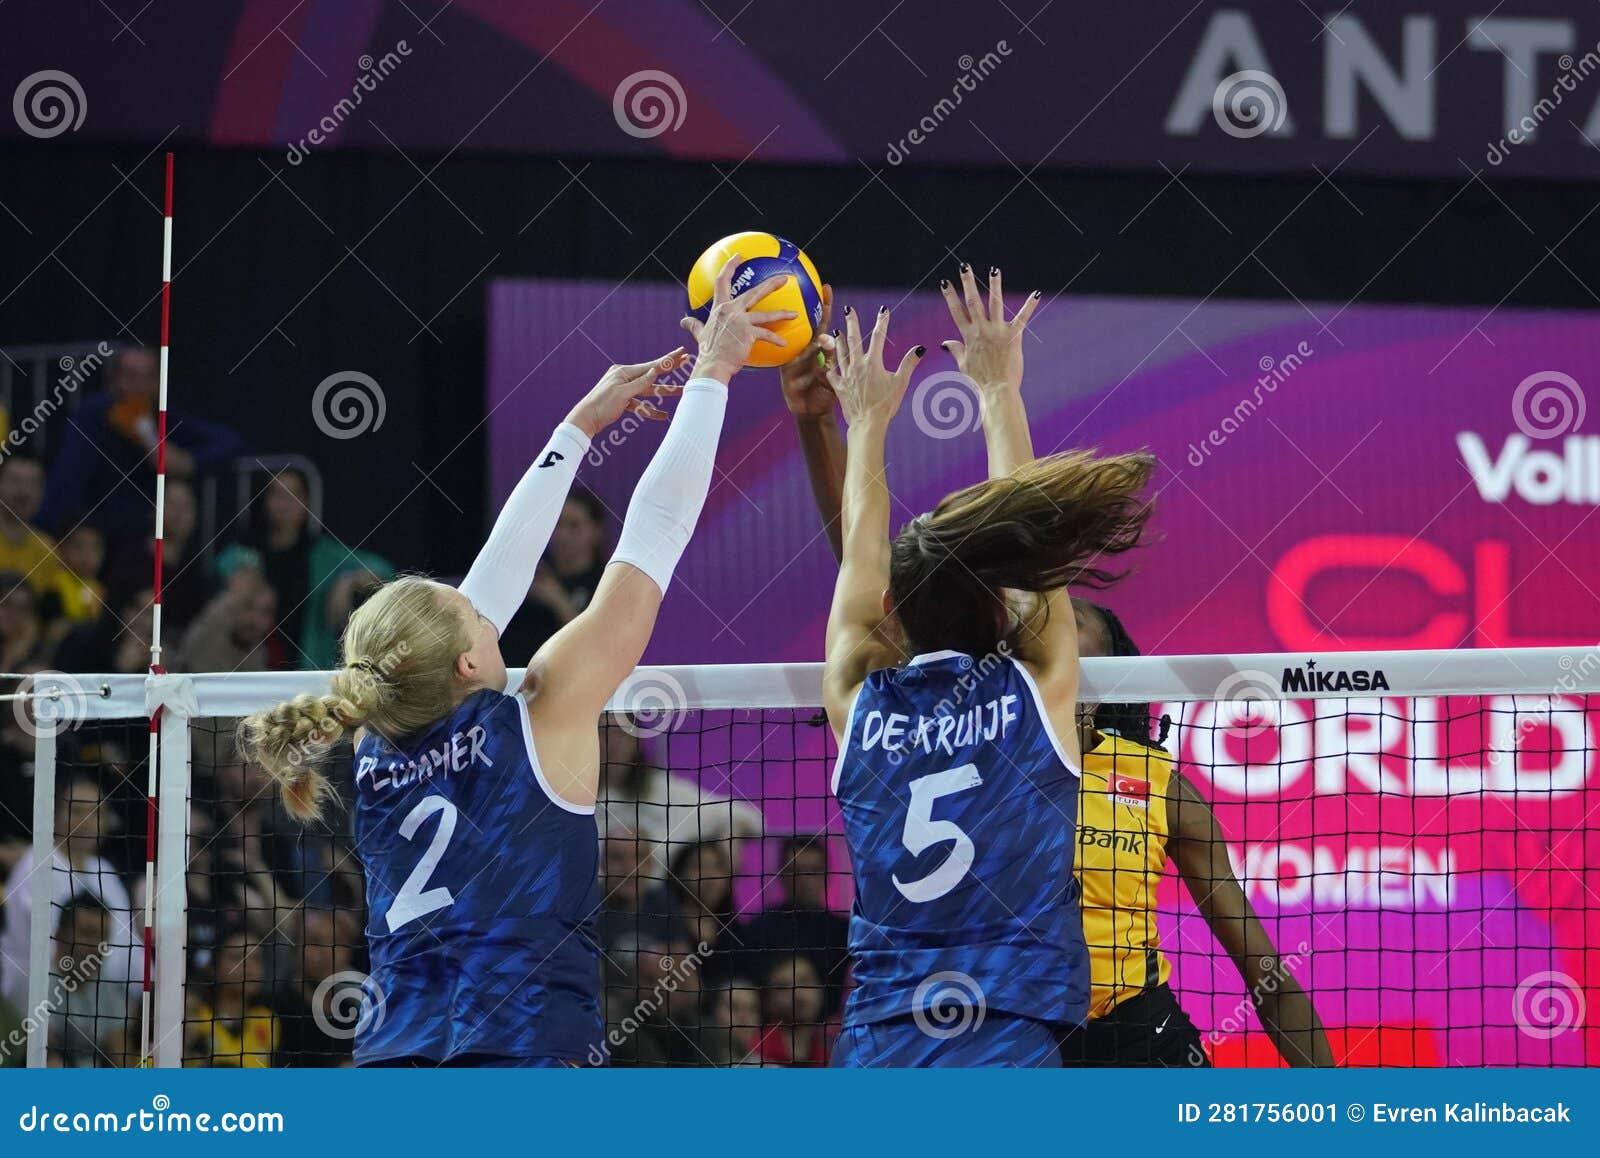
[7,690,1593,1067]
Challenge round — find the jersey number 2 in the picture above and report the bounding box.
[892,763,983,903]
[385,796,458,933]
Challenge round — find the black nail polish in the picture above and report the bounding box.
[878,305,885,315]
[991,267,1000,276]
[843,306,852,316]
[913,345,926,357]
[939,279,951,289]
[959,262,971,272]
[1031,290,1042,299]
[831,329,839,337]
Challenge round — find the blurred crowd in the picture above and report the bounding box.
[0,347,848,1065]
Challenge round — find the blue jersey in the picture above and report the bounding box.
[832,650,1089,1029]
[350,689,601,1064]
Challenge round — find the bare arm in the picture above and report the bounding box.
[778,285,849,563]
[822,306,925,734]
[524,256,797,805]
[1167,770,1335,1066]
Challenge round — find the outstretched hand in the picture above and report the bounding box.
[565,349,692,439]
[779,284,838,418]
[938,264,1040,394]
[829,305,925,429]
[680,254,799,384]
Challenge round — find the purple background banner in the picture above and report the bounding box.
[488,278,1600,663]
[12,1,1600,181]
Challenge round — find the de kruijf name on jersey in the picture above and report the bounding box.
[1280,659,1390,694]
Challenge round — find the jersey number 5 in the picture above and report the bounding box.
[892,763,983,903]
[386,796,459,933]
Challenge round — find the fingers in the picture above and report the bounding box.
[831,329,849,374]
[1011,289,1043,330]
[893,344,927,381]
[959,263,985,324]
[622,347,688,381]
[745,309,799,325]
[818,284,834,334]
[752,330,790,348]
[741,272,792,307]
[712,253,742,302]
[940,339,965,365]
[843,305,864,361]
[644,381,685,399]
[869,306,891,367]
[988,267,1004,323]
[679,315,705,341]
[625,398,670,421]
[939,275,969,330]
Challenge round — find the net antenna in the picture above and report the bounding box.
[139,151,175,1067]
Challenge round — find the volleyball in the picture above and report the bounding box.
[686,231,824,367]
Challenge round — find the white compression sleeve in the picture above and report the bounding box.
[608,377,729,596]
[458,421,591,634]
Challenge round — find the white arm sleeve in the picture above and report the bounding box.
[608,377,729,596]
[458,421,591,635]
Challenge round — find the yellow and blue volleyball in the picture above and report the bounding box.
[686,231,824,367]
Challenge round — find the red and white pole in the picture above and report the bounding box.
[139,151,173,1066]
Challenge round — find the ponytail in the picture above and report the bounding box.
[888,449,1155,658]
[236,576,474,824]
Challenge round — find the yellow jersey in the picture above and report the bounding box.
[1075,731,1175,1019]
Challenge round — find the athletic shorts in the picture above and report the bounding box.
[833,1012,1064,1068]
[1058,983,1210,1067]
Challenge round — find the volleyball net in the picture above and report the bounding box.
[8,646,1598,1068]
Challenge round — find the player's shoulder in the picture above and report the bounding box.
[1085,731,1173,767]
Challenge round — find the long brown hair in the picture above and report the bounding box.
[888,449,1155,657]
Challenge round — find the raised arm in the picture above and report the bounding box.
[525,257,798,801]
[939,264,1041,479]
[1167,770,1335,1067]
[778,285,848,563]
[822,306,925,734]
[458,350,692,638]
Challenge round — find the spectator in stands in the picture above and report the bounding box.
[39,348,243,548]
[755,952,832,1066]
[496,487,611,663]
[48,896,129,1068]
[646,839,748,979]
[108,476,210,633]
[215,468,392,670]
[746,835,850,1019]
[0,575,48,671]
[38,523,106,638]
[184,926,280,1068]
[181,568,279,672]
[0,773,139,1020]
[273,907,358,1067]
[0,456,59,594]
[55,584,174,674]
[700,975,765,1066]
[597,719,762,885]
